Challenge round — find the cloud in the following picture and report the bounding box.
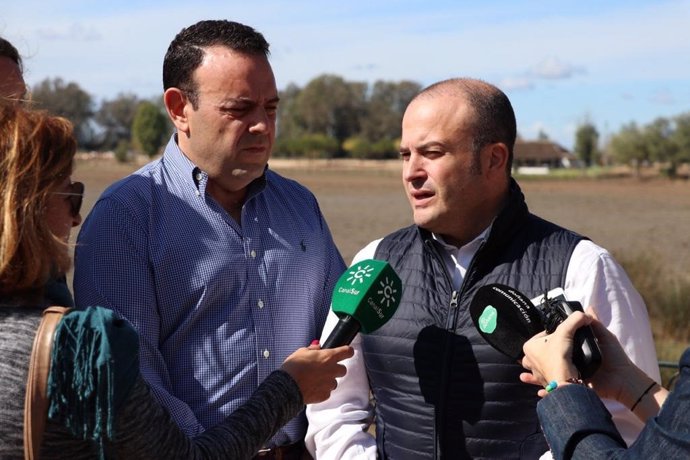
[518,120,550,141]
[499,56,585,92]
[529,56,586,80]
[500,76,534,91]
[649,89,676,105]
[353,63,378,72]
[35,23,102,41]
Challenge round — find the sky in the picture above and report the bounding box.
[2,0,690,149]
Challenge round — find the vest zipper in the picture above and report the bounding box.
[430,238,486,459]
[449,290,459,310]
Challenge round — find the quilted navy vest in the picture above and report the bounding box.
[364,179,584,459]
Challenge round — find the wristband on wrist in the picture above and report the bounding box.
[544,380,558,393]
[631,381,657,412]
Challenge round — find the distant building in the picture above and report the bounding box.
[513,140,579,174]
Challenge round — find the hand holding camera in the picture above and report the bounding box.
[536,295,602,379]
[469,284,602,378]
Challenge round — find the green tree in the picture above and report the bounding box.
[608,122,648,178]
[672,113,690,169]
[574,121,599,167]
[276,83,303,141]
[96,92,141,150]
[31,77,94,147]
[132,101,169,158]
[292,74,367,153]
[643,117,678,177]
[114,139,132,163]
[343,136,372,159]
[274,134,339,158]
[361,80,420,142]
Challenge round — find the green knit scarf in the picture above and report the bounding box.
[47,306,139,457]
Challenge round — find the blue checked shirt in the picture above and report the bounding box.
[74,135,345,445]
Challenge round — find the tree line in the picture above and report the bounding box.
[27,75,690,173]
[26,74,420,161]
[574,114,690,177]
[29,78,169,161]
[607,115,690,177]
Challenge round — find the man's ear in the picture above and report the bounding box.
[163,88,190,134]
[484,142,509,178]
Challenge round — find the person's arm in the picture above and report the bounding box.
[521,312,668,418]
[538,379,689,460]
[74,197,204,435]
[522,314,686,459]
[537,384,628,459]
[564,240,661,444]
[584,317,667,422]
[305,239,383,460]
[45,341,353,460]
[123,345,354,459]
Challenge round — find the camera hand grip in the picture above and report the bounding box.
[560,301,602,379]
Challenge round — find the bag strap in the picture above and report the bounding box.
[24,306,72,460]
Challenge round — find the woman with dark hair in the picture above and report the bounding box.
[0,103,353,459]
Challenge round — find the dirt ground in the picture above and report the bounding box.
[273,162,690,280]
[73,157,690,280]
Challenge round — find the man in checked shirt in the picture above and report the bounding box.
[75,19,346,460]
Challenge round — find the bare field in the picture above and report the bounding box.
[73,158,690,279]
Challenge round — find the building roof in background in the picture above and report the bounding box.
[514,140,576,162]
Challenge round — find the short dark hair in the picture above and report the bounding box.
[0,36,23,74]
[163,20,270,109]
[418,78,517,173]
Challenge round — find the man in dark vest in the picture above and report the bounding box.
[306,78,660,459]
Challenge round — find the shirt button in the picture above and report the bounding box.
[258,299,264,309]
[263,349,270,359]
[195,172,202,181]
[250,250,256,258]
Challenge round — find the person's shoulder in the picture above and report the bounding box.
[352,238,384,264]
[526,212,584,237]
[265,169,320,204]
[568,239,624,277]
[383,224,419,241]
[680,347,690,367]
[571,239,612,260]
[266,168,311,191]
[98,160,162,203]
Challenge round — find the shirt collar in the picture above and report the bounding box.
[432,225,492,254]
[162,133,268,199]
[163,133,199,190]
[432,225,492,291]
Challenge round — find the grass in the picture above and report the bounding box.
[616,251,689,388]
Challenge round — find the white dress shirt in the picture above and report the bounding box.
[305,232,660,459]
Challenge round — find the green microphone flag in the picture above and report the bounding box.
[322,259,402,348]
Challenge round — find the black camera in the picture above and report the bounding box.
[469,284,603,379]
[536,294,602,379]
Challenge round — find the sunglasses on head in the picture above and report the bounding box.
[53,181,84,217]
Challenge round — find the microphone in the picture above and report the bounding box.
[321,259,402,349]
[469,284,602,378]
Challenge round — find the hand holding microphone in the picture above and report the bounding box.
[284,259,402,404]
[280,343,354,404]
